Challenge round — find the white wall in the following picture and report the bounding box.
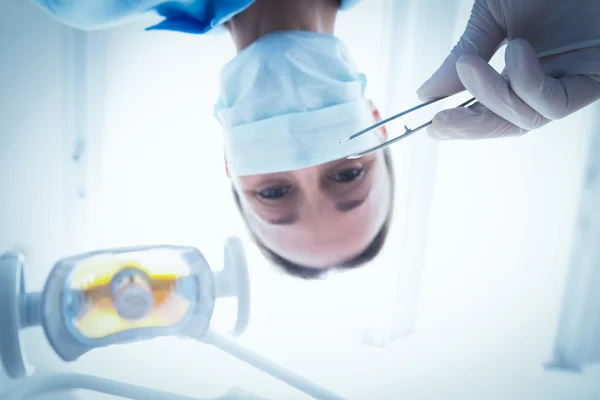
[0,1,80,398]
[0,0,71,291]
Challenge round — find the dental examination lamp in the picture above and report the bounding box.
[0,238,345,400]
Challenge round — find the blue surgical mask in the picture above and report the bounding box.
[214,31,383,176]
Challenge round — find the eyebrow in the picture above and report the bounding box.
[335,198,366,212]
[266,198,367,225]
[267,213,300,225]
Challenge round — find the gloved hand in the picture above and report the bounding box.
[417,0,600,140]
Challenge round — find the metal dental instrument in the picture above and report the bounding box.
[342,95,477,159]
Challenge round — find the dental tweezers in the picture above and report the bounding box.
[342,95,477,158]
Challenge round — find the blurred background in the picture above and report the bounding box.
[1,0,599,398]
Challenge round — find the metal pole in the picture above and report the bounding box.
[204,330,345,400]
[0,372,218,400]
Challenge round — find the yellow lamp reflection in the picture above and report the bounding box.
[68,249,194,339]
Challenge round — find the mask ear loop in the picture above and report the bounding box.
[224,153,230,177]
[368,99,388,140]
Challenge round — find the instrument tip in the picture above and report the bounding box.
[339,137,350,144]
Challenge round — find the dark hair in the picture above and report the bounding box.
[232,149,395,279]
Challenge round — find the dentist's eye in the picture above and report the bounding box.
[334,168,364,183]
[257,186,290,200]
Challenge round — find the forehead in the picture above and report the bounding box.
[253,202,381,267]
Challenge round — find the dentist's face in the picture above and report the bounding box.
[235,150,393,269]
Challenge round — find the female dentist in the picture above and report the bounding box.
[32,0,598,278]
[33,0,396,279]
